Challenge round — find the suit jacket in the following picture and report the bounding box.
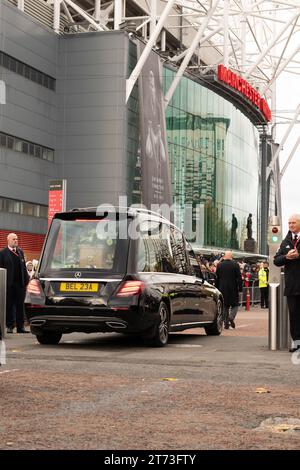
[216,259,243,307]
[274,231,300,296]
[0,247,29,288]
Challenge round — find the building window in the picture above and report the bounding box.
[34,146,41,159]
[0,196,47,220]
[0,51,56,91]
[0,132,54,162]
[7,136,14,149]
[22,142,29,154]
[0,134,6,146]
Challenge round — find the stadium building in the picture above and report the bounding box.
[0,0,279,258]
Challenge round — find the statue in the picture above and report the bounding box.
[246,213,253,240]
[230,213,238,248]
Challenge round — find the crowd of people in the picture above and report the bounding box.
[195,250,270,330]
[198,253,269,287]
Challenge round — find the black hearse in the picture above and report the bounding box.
[26,207,223,347]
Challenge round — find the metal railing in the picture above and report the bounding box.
[239,281,261,307]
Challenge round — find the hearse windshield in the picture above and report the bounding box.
[39,215,130,276]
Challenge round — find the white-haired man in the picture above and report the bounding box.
[215,250,243,329]
[0,233,29,333]
[274,214,300,352]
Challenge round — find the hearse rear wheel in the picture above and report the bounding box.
[36,332,62,345]
[149,302,170,347]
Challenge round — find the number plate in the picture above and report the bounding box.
[60,282,98,292]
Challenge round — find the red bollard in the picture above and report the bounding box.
[244,272,251,311]
[246,289,251,311]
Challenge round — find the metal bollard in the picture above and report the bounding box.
[278,272,290,350]
[268,274,290,351]
[269,282,280,350]
[0,268,7,339]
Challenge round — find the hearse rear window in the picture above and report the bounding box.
[39,217,129,274]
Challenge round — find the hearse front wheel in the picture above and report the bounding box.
[205,300,223,336]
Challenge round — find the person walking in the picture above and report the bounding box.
[216,250,243,329]
[0,233,29,333]
[274,214,300,352]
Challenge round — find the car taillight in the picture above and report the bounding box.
[26,279,45,305]
[27,279,42,295]
[116,280,144,297]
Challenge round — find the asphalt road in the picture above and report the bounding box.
[1,307,300,450]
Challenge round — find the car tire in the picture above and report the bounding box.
[204,299,223,336]
[36,332,62,345]
[147,301,170,347]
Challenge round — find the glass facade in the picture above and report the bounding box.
[163,67,260,251]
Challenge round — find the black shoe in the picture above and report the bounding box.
[229,319,236,329]
[7,327,13,334]
[17,328,30,334]
[224,323,229,329]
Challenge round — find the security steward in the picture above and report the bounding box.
[258,262,269,308]
[274,214,300,352]
[0,233,29,333]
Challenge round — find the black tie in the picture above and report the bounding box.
[294,235,298,242]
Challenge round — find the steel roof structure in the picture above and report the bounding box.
[44,1,300,103]
[43,1,300,153]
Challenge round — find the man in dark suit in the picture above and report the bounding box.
[216,250,243,329]
[274,214,300,352]
[0,233,29,333]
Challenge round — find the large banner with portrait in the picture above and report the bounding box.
[138,44,172,209]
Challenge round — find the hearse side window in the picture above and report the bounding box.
[170,228,189,275]
[137,222,176,273]
[186,242,203,279]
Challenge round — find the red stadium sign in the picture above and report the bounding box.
[217,65,272,122]
[48,179,67,227]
